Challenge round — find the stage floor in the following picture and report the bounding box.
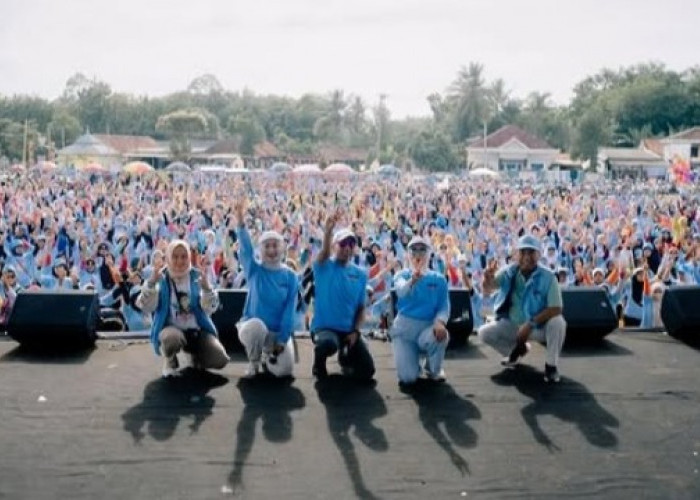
[0,331,699,500]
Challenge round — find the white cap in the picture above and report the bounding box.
[407,236,431,250]
[332,228,356,244]
[259,231,284,244]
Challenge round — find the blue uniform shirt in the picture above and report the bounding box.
[311,258,367,334]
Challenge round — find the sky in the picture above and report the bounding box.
[1,0,699,118]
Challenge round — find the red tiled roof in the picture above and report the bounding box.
[94,134,159,153]
[205,139,238,155]
[641,138,664,156]
[317,144,367,162]
[665,126,700,142]
[467,125,553,149]
[254,141,281,158]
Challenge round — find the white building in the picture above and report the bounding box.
[465,125,559,179]
[659,127,700,168]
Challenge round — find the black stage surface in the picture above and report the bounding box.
[0,331,699,500]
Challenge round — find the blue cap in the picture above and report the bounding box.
[517,234,541,253]
[643,242,653,251]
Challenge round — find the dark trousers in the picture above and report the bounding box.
[313,329,375,381]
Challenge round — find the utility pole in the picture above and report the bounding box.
[22,119,28,167]
[376,93,387,160]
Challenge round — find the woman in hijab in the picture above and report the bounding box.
[233,198,299,378]
[137,239,229,377]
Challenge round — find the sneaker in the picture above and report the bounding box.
[161,355,180,378]
[179,352,194,370]
[501,342,531,367]
[244,362,260,378]
[428,368,446,382]
[544,364,561,383]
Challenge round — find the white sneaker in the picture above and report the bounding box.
[429,368,446,382]
[244,362,260,378]
[161,355,180,378]
[179,352,194,370]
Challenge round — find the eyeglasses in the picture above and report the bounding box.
[410,247,428,256]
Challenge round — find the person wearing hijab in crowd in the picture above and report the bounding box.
[40,259,79,290]
[137,239,229,377]
[479,234,567,383]
[0,266,18,328]
[233,198,299,378]
[390,236,450,387]
[622,266,648,327]
[311,210,375,381]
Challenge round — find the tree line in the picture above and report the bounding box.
[1,62,699,170]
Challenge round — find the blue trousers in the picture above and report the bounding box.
[390,314,448,384]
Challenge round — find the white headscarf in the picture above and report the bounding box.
[166,239,192,279]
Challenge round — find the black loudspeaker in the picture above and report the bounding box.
[7,290,99,348]
[211,290,247,353]
[446,289,474,349]
[661,285,700,340]
[561,287,617,341]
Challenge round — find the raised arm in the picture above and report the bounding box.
[316,209,341,265]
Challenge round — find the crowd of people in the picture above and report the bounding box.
[0,169,698,383]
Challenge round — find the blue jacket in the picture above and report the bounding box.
[148,269,218,355]
[493,264,557,323]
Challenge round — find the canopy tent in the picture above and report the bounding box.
[123,161,154,175]
[469,167,501,178]
[165,161,192,173]
[293,164,322,175]
[377,164,400,175]
[78,162,107,174]
[270,162,292,173]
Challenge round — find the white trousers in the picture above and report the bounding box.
[237,318,294,377]
[478,316,566,367]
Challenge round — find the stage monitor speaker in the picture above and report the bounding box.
[661,285,700,340]
[7,290,99,348]
[561,287,617,342]
[446,289,474,349]
[211,289,247,353]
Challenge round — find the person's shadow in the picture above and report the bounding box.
[491,366,619,452]
[315,375,389,500]
[406,380,481,476]
[121,369,228,444]
[228,376,305,495]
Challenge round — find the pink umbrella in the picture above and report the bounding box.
[37,160,58,171]
[80,162,107,174]
[123,161,154,175]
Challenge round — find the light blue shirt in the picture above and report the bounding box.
[238,225,298,343]
[312,258,367,334]
[394,269,449,323]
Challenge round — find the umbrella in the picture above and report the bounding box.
[469,167,500,178]
[165,161,192,173]
[124,161,154,175]
[270,162,292,173]
[36,161,58,171]
[10,163,25,173]
[80,162,107,174]
[377,164,400,175]
[324,163,356,174]
[293,164,322,175]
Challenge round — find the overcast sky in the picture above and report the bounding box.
[1,0,698,118]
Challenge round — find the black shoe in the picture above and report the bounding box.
[544,364,561,383]
[312,358,328,379]
[501,342,531,367]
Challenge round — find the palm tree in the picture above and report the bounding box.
[447,62,490,141]
[313,90,346,140]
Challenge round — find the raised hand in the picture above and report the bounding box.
[484,258,498,279]
[148,263,165,286]
[233,198,248,225]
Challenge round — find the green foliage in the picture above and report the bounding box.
[1,62,699,169]
[410,128,460,172]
